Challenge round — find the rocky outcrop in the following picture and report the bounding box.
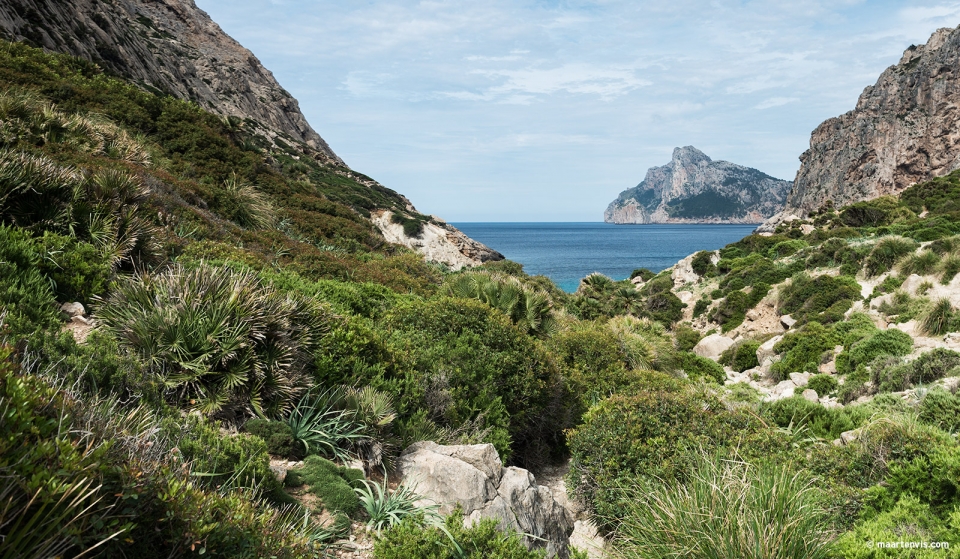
[765,26,960,228]
[605,146,791,224]
[398,441,574,559]
[0,0,341,163]
[371,210,504,271]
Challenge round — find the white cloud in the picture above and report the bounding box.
[755,97,800,110]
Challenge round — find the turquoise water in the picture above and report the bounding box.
[452,222,758,293]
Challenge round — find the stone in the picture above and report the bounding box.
[372,210,503,270]
[745,309,761,321]
[756,335,783,364]
[269,464,287,483]
[771,380,797,400]
[800,224,816,235]
[398,442,574,558]
[790,372,811,387]
[780,314,797,329]
[801,389,819,403]
[60,302,85,318]
[840,430,860,445]
[901,274,927,296]
[692,334,736,360]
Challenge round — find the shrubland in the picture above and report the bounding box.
[8,35,960,559]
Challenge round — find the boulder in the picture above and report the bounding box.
[801,389,819,403]
[789,372,811,387]
[780,314,797,329]
[800,224,816,235]
[756,335,782,365]
[60,302,85,318]
[693,334,735,361]
[398,442,574,558]
[840,430,860,445]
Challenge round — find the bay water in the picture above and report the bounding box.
[452,222,757,293]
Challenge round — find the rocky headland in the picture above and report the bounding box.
[604,146,791,224]
[763,25,960,230]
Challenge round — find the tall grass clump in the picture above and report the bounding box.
[98,263,331,418]
[897,250,941,276]
[939,254,960,284]
[922,298,955,336]
[612,454,835,559]
[865,237,918,277]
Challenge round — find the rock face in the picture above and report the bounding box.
[371,210,504,270]
[0,0,341,163]
[765,26,960,227]
[604,146,791,224]
[398,441,574,559]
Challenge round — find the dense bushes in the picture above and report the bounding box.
[864,237,918,277]
[835,328,913,376]
[872,348,960,393]
[771,322,839,379]
[381,298,568,465]
[285,456,364,516]
[566,385,787,532]
[373,510,551,559]
[708,284,769,332]
[678,351,726,382]
[0,224,61,338]
[778,273,861,325]
[719,340,761,372]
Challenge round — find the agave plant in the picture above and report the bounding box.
[98,263,331,418]
[354,476,442,532]
[287,388,367,460]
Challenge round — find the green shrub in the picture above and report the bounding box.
[872,351,956,393]
[566,387,787,533]
[834,495,956,556]
[612,454,834,559]
[677,351,725,383]
[165,414,292,505]
[673,323,702,352]
[35,232,111,305]
[445,272,555,336]
[868,273,905,299]
[630,268,655,282]
[243,418,297,458]
[373,510,548,559]
[939,254,960,284]
[761,396,870,439]
[292,456,364,516]
[865,237,918,277]
[690,250,716,276]
[836,329,913,376]
[0,225,60,338]
[918,388,960,433]
[806,374,838,396]
[709,284,769,333]
[778,273,861,325]
[693,298,709,318]
[839,196,902,228]
[767,239,807,259]
[382,298,568,466]
[719,340,761,372]
[98,263,331,417]
[771,323,839,380]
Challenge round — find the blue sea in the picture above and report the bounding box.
[452,222,758,293]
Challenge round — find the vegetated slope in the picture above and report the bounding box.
[765,25,960,229]
[604,146,791,224]
[0,0,502,268]
[0,0,339,160]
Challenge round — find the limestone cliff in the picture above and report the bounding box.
[763,25,960,230]
[371,210,504,271]
[604,146,791,224]
[0,0,341,163]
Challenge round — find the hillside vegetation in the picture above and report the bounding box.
[5,38,960,559]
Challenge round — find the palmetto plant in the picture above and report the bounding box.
[98,263,331,418]
[445,272,555,335]
[0,149,82,232]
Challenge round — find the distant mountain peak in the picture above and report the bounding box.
[604,147,791,224]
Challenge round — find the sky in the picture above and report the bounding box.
[195,1,960,222]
